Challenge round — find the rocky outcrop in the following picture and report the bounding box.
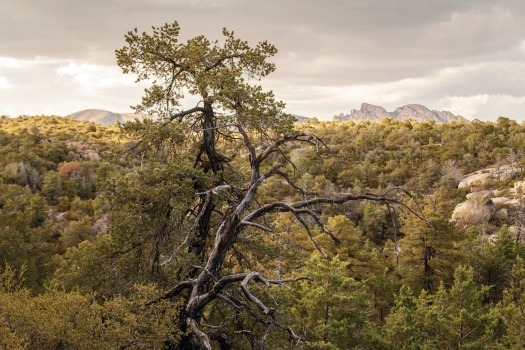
[69,109,144,125]
[67,141,101,161]
[458,165,519,189]
[334,103,462,122]
[392,104,458,122]
[335,103,390,121]
[451,190,495,225]
[450,161,525,241]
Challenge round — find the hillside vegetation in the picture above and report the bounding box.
[2,115,525,348]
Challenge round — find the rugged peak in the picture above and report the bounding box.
[342,103,390,121]
[393,104,430,115]
[393,104,432,120]
[334,103,462,122]
[360,103,390,118]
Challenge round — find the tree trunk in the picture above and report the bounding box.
[202,102,222,174]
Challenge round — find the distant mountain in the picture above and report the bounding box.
[70,109,314,125]
[68,109,143,125]
[334,103,464,122]
[293,114,310,123]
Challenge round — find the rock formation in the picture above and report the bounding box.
[334,103,463,122]
[451,190,495,226]
[68,109,143,125]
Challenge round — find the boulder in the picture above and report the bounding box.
[491,197,521,206]
[495,208,508,221]
[458,164,519,189]
[451,190,495,225]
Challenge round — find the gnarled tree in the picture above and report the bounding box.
[116,21,418,349]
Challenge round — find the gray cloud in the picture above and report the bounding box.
[1,0,525,119]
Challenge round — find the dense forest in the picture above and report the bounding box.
[3,21,525,349]
[2,114,525,349]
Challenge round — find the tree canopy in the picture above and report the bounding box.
[115,21,408,348]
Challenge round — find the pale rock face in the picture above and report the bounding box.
[465,190,494,204]
[495,208,509,221]
[514,181,525,194]
[451,190,495,225]
[452,163,524,233]
[458,172,492,189]
[67,141,101,161]
[69,109,144,125]
[360,103,390,120]
[458,165,519,189]
[491,197,521,206]
[334,103,462,122]
[336,103,390,121]
[508,225,522,238]
[392,104,457,122]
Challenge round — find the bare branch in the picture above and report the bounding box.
[187,318,213,350]
[161,231,190,266]
[201,322,227,329]
[196,185,232,196]
[379,187,432,227]
[242,200,341,250]
[240,220,274,232]
[275,145,298,173]
[236,124,256,162]
[294,213,329,258]
[241,272,274,315]
[217,293,244,309]
[148,280,193,304]
[252,132,318,166]
[234,164,284,216]
[261,323,275,350]
[212,272,249,291]
[242,189,420,225]
[274,170,317,196]
[169,106,206,121]
[162,191,213,266]
[259,276,313,285]
[261,163,285,179]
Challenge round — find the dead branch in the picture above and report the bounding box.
[240,221,274,232]
[169,106,206,121]
[274,170,317,196]
[187,318,214,350]
[241,272,274,315]
[148,280,193,305]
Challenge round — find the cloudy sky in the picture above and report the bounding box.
[1,0,525,120]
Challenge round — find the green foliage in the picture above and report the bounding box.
[498,257,525,348]
[289,257,375,349]
[4,110,525,348]
[384,285,421,350]
[116,21,294,133]
[470,228,525,302]
[0,278,181,349]
[417,266,502,349]
[399,196,464,292]
[385,266,502,349]
[55,157,202,295]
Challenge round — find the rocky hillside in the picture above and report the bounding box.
[69,109,143,125]
[451,163,525,239]
[334,103,463,122]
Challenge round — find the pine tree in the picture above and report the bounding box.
[418,266,501,349]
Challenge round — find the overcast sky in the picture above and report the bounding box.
[1,0,525,120]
